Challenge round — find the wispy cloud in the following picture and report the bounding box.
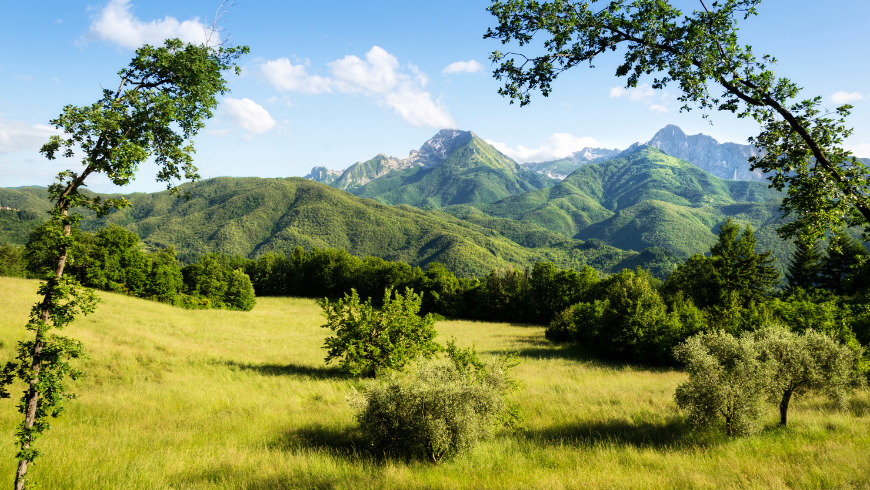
[253,46,455,129]
[83,0,208,49]
[442,60,483,75]
[831,91,864,105]
[486,133,600,163]
[0,118,59,154]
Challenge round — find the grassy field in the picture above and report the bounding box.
[0,276,868,489]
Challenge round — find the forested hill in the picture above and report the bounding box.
[1,177,675,277]
[445,146,792,263]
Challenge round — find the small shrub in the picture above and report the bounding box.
[348,348,520,463]
[321,288,440,377]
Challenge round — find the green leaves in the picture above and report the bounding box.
[320,288,441,377]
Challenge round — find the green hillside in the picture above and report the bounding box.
[0,177,654,277]
[445,146,793,264]
[349,134,555,207]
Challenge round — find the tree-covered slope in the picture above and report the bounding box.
[445,146,789,262]
[9,177,652,277]
[351,133,555,207]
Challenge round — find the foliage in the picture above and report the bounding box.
[0,243,28,278]
[785,238,823,291]
[751,325,863,426]
[0,37,247,489]
[320,288,440,377]
[673,330,768,436]
[485,0,870,244]
[348,350,520,463]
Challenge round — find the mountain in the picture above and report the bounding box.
[446,146,792,264]
[303,166,340,185]
[646,124,764,181]
[305,130,555,207]
[520,147,621,180]
[520,124,766,182]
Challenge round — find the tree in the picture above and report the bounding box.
[485,0,870,244]
[751,325,862,426]
[673,330,768,436]
[819,233,868,295]
[320,288,441,377]
[0,38,247,489]
[785,239,824,291]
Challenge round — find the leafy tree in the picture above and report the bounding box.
[348,349,520,463]
[320,288,441,377]
[751,325,862,426]
[0,38,246,489]
[485,0,870,244]
[223,269,257,311]
[0,244,27,278]
[819,233,868,295]
[673,330,768,436]
[785,239,824,291]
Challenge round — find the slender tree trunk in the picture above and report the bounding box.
[15,217,70,490]
[780,389,793,426]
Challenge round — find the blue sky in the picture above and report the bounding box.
[2,0,869,193]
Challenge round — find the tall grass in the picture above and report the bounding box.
[0,276,868,489]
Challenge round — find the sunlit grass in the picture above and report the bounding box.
[0,276,868,489]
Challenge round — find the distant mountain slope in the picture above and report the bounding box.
[305,130,555,207]
[0,177,657,277]
[447,146,790,263]
[646,124,764,181]
[520,124,767,182]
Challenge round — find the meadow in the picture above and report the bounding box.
[0,276,868,489]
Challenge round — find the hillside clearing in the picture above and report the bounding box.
[0,277,868,489]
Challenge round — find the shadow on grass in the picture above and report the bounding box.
[522,417,721,450]
[220,360,354,380]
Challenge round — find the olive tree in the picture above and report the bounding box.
[752,325,863,426]
[485,0,870,244]
[320,288,441,377]
[673,330,768,436]
[348,343,521,463]
[0,38,247,490]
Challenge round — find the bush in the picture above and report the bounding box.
[320,288,440,377]
[348,346,520,463]
[223,269,256,311]
[674,330,768,436]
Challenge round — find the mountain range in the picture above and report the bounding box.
[1,124,831,278]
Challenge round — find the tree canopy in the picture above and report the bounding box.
[485,0,870,243]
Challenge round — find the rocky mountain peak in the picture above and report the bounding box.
[407,129,473,167]
[646,125,764,181]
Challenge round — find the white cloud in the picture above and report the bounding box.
[14,74,33,82]
[0,118,59,154]
[831,91,864,105]
[845,142,870,158]
[486,133,600,163]
[258,58,332,95]
[221,98,277,140]
[442,60,483,75]
[254,46,454,129]
[649,104,668,113]
[85,0,209,49]
[609,84,656,102]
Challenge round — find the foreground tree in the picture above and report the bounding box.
[485,0,870,244]
[0,38,247,489]
[320,288,441,377]
[673,330,768,436]
[752,326,862,426]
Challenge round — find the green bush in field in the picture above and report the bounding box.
[674,330,768,437]
[751,325,863,426]
[320,288,440,377]
[348,343,520,463]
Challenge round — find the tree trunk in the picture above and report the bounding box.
[15,218,70,490]
[780,389,793,426]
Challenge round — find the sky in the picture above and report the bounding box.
[1,0,869,193]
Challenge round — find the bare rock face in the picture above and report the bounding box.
[569,147,621,165]
[304,166,341,184]
[646,125,765,181]
[406,129,474,167]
